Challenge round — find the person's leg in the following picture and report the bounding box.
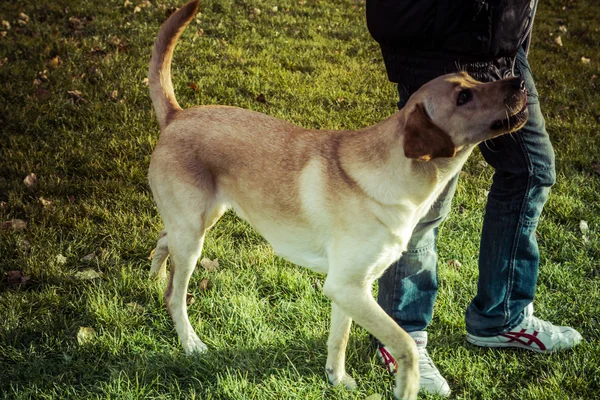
[378,175,458,332]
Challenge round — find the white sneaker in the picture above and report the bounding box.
[377,331,451,397]
[466,303,583,353]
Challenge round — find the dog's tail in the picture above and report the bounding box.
[148,0,200,130]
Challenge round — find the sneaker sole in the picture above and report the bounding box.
[465,335,578,354]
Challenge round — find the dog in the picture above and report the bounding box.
[147,1,528,399]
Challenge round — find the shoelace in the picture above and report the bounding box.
[521,313,556,333]
[417,346,437,371]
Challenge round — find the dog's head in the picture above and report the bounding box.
[402,72,528,161]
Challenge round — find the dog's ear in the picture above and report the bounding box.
[403,103,456,161]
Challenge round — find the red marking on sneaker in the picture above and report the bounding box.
[500,329,547,351]
[379,347,398,374]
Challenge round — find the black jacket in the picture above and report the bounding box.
[366,0,536,88]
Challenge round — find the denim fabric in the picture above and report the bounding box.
[377,48,555,336]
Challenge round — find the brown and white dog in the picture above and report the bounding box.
[147,1,528,399]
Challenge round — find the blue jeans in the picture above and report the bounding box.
[377,48,556,337]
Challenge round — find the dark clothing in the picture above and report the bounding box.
[366,0,536,87]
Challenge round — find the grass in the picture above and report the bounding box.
[1,0,599,398]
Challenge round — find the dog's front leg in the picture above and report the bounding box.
[325,302,356,389]
[322,276,419,400]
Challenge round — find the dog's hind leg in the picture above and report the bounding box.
[150,230,169,280]
[165,224,208,355]
[326,302,357,389]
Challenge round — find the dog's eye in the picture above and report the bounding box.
[457,89,473,106]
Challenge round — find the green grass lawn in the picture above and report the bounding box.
[1,0,599,399]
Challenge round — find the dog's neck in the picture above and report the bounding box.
[339,113,474,208]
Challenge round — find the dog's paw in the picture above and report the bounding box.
[327,370,357,390]
[182,336,208,356]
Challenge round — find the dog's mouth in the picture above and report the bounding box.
[491,92,529,132]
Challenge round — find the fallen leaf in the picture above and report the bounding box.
[109,89,118,100]
[39,197,52,207]
[0,201,7,209]
[256,93,266,103]
[126,302,145,314]
[198,278,211,291]
[188,82,198,91]
[1,20,10,30]
[200,257,219,272]
[124,0,132,7]
[0,58,7,67]
[592,161,600,176]
[34,87,50,100]
[18,239,31,251]
[67,194,76,203]
[134,6,142,13]
[90,46,107,57]
[68,17,85,32]
[0,31,6,38]
[48,55,61,68]
[559,25,567,33]
[23,173,37,188]
[56,254,67,265]
[77,327,96,345]
[18,12,29,26]
[68,90,88,104]
[580,220,589,235]
[142,77,149,86]
[81,253,95,262]
[6,270,31,285]
[250,7,261,18]
[74,269,102,280]
[186,292,195,306]
[2,219,27,231]
[33,78,42,86]
[581,57,591,64]
[448,259,462,269]
[554,36,563,46]
[272,6,278,12]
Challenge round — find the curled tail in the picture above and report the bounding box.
[148,0,200,130]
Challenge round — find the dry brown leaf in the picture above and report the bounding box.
[18,239,31,251]
[581,57,591,64]
[56,254,67,265]
[134,6,142,13]
[559,25,567,33]
[200,257,219,272]
[554,36,563,46]
[18,13,29,26]
[0,58,7,67]
[81,253,95,262]
[124,0,132,7]
[256,93,266,103]
[1,20,10,30]
[0,201,7,209]
[74,269,102,280]
[48,55,62,68]
[126,302,145,314]
[39,197,52,207]
[6,270,31,285]
[34,87,50,100]
[188,82,198,91]
[109,89,118,100]
[23,173,37,188]
[448,259,463,270]
[186,292,195,306]
[68,90,88,104]
[198,278,211,291]
[77,327,96,345]
[2,219,27,231]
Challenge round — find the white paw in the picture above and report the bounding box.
[327,370,357,390]
[182,335,208,356]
